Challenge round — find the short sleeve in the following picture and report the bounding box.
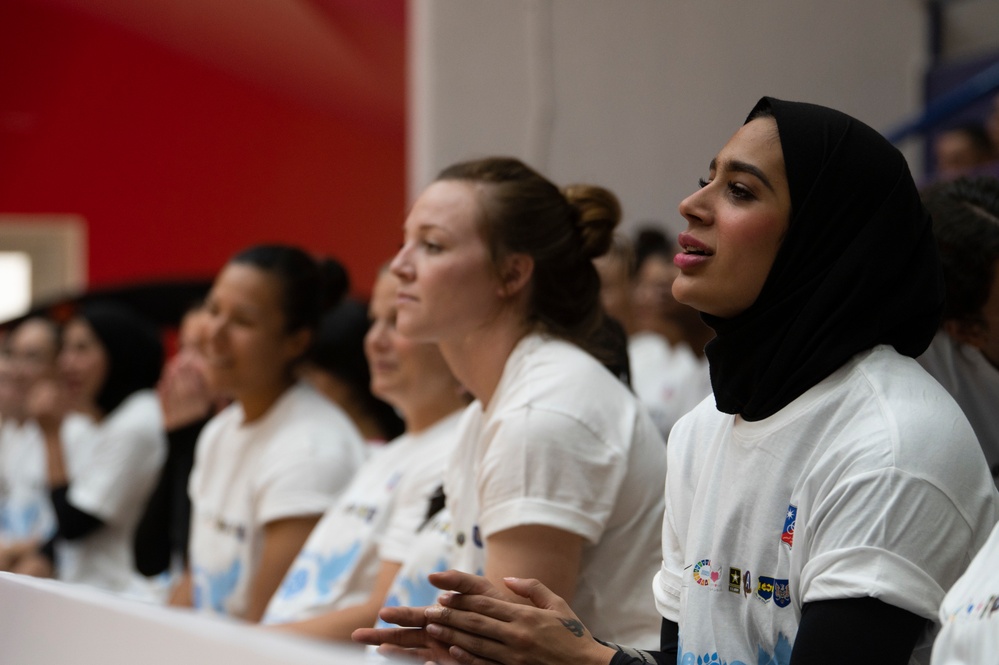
[476,408,627,543]
[799,467,980,620]
[68,398,166,524]
[252,425,361,525]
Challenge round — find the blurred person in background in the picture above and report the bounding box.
[172,244,365,622]
[4,303,166,599]
[262,266,468,638]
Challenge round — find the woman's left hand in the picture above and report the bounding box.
[418,570,614,665]
[352,604,460,664]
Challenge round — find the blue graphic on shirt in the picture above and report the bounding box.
[275,541,362,601]
[375,556,450,629]
[0,502,42,539]
[193,559,242,613]
[678,633,792,665]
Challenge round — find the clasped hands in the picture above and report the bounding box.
[352,570,614,665]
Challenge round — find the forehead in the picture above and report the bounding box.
[212,263,282,304]
[717,118,786,178]
[10,320,56,350]
[406,180,482,235]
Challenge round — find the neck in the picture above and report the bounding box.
[438,316,529,409]
[239,378,294,423]
[401,394,466,434]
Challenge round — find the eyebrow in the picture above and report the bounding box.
[708,158,776,193]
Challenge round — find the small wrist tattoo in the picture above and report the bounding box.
[559,618,585,637]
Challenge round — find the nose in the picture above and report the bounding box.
[390,244,413,282]
[678,185,710,227]
[365,320,391,354]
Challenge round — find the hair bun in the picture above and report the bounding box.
[563,184,621,260]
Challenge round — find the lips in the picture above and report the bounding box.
[677,232,712,256]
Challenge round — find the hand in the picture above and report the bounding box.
[158,352,212,431]
[421,571,614,665]
[0,540,37,571]
[352,605,460,664]
[26,379,66,437]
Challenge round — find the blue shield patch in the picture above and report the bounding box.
[774,579,791,608]
[756,576,775,603]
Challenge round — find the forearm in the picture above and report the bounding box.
[789,598,925,664]
[43,431,68,488]
[278,601,384,641]
[601,619,679,665]
[49,485,104,540]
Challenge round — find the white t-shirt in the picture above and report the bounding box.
[0,415,94,543]
[376,505,454,628]
[187,382,365,618]
[262,410,461,623]
[932,520,999,665]
[918,331,999,485]
[56,391,166,595]
[655,345,999,664]
[628,332,711,438]
[445,334,667,648]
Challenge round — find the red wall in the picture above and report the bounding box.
[0,0,406,298]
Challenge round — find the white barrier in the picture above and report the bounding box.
[0,572,374,665]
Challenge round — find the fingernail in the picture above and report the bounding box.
[426,623,442,636]
[503,577,520,582]
[438,592,454,604]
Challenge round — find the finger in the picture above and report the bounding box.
[429,570,503,598]
[373,643,434,662]
[502,577,571,612]
[352,627,429,648]
[424,623,507,665]
[435,592,520,624]
[379,604,431,628]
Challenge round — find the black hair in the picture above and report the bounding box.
[77,301,164,416]
[922,176,999,326]
[229,245,349,334]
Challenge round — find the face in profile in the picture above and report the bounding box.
[390,180,504,342]
[593,251,634,331]
[59,318,109,410]
[673,117,792,319]
[8,319,58,402]
[364,270,456,412]
[203,263,308,399]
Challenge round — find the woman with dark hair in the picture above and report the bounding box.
[174,244,365,622]
[918,176,999,487]
[302,297,405,445]
[352,158,668,647]
[10,302,167,596]
[356,100,999,664]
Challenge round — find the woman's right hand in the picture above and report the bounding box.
[26,378,67,437]
[158,351,212,431]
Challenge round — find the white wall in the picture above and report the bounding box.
[409,0,931,237]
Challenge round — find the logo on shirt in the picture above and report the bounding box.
[773,579,791,608]
[692,559,720,588]
[756,576,775,603]
[728,567,742,593]
[781,504,797,549]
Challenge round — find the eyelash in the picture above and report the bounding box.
[698,177,754,201]
[421,240,442,253]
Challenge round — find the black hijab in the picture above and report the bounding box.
[701,97,944,421]
[78,301,164,417]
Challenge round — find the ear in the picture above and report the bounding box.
[284,328,314,362]
[942,318,989,350]
[495,253,534,299]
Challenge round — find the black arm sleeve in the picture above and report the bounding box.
[604,618,679,665]
[789,598,926,665]
[133,418,204,576]
[50,485,105,540]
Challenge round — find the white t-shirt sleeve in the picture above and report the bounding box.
[799,466,979,620]
[252,425,358,524]
[476,408,626,543]
[68,395,165,524]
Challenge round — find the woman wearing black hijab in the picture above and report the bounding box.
[15,302,167,596]
[352,98,999,664]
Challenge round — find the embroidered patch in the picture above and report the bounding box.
[774,579,791,608]
[728,567,742,593]
[692,559,720,588]
[756,576,775,603]
[743,570,752,597]
[781,505,797,549]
